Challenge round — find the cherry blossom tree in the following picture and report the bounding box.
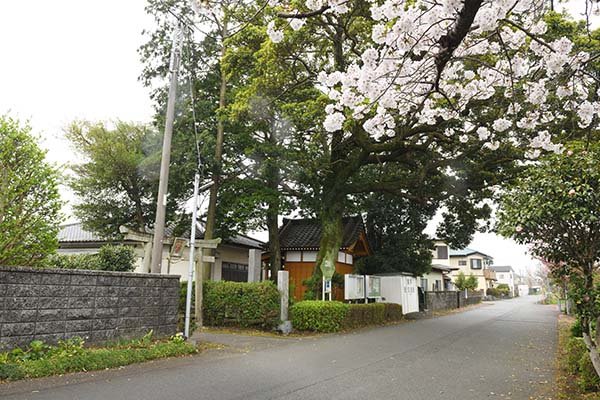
[256,1,600,284]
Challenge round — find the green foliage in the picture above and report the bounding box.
[343,303,386,329]
[465,274,479,290]
[566,337,588,375]
[0,335,196,381]
[203,281,280,329]
[44,245,135,272]
[578,352,600,392]
[290,301,349,333]
[454,272,478,291]
[384,303,403,322]
[0,116,63,267]
[291,301,403,332]
[486,288,501,297]
[572,318,584,338]
[96,245,136,272]
[66,121,192,239]
[496,284,511,296]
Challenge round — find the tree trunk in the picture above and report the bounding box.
[203,21,229,280]
[313,183,346,299]
[266,204,281,281]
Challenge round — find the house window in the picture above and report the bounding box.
[498,273,504,279]
[470,259,483,269]
[346,254,353,264]
[434,280,442,291]
[221,262,248,282]
[458,260,467,266]
[421,278,428,290]
[435,246,448,259]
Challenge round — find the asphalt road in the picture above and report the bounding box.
[1,296,557,400]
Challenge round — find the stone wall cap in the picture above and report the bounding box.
[0,265,180,279]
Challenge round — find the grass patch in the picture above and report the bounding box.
[0,332,197,382]
[555,314,600,400]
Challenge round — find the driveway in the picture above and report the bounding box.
[1,296,557,400]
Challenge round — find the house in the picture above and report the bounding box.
[490,265,516,297]
[278,217,372,300]
[430,240,496,292]
[419,264,457,292]
[58,222,265,281]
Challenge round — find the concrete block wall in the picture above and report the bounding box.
[0,266,180,350]
[426,290,483,311]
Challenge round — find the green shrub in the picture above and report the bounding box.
[578,351,600,391]
[291,301,403,332]
[496,284,510,296]
[203,281,280,329]
[344,304,385,329]
[45,245,135,272]
[486,288,501,297]
[45,253,99,270]
[565,337,588,375]
[290,301,349,332]
[572,318,584,338]
[384,303,403,322]
[97,245,136,272]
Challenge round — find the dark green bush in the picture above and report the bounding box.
[290,301,348,332]
[565,337,588,375]
[344,304,385,329]
[291,301,403,332]
[571,318,583,338]
[45,245,135,272]
[578,351,600,391]
[203,281,280,329]
[384,303,403,322]
[486,288,501,297]
[96,245,136,272]
[496,284,510,296]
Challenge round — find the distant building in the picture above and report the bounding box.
[431,240,496,292]
[58,222,264,281]
[490,265,516,297]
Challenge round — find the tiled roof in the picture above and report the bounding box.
[279,216,365,250]
[449,247,493,259]
[59,222,264,249]
[58,223,105,243]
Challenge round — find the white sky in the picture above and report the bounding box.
[0,1,594,273]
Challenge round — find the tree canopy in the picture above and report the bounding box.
[497,142,600,376]
[0,116,62,267]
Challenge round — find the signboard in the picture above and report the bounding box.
[320,258,335,280]
[344,274,365,300]
[324,279,332,294]
[367,276,381,298]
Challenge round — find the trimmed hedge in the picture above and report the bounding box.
[384,303,403,322]
[203,281,280,329]
[290,301,348,333]
[290,301,403,333]
[344,304,385,329]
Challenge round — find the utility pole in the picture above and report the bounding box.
[150,24,183,274]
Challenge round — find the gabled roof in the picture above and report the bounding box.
[58,222,105,243]
[58,222,264,250]
[490,265,513,273]
[279,216,367,252]
[449,247,493,259]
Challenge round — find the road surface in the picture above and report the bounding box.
[1,296,557,400]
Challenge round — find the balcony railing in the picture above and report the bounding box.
[484,269,496,280]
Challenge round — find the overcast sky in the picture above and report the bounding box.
[0,1,594,273]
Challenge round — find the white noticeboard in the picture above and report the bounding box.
[366,276,381,298]
[344,274,365,300]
